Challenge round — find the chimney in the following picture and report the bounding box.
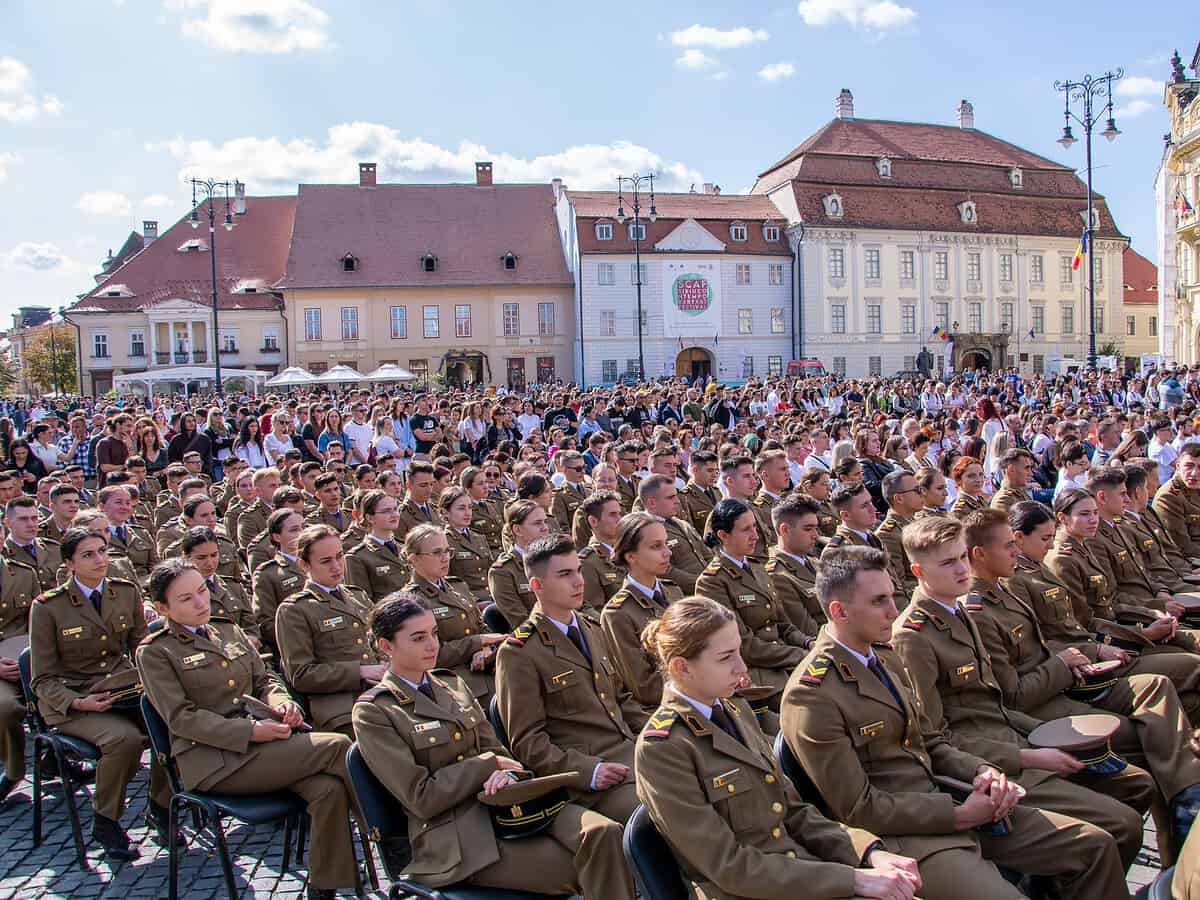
[957,99,975,129]
[702,182,714,194]
[713,185,722,195]
[358,162,377,187]
[835,88,855,120]
[475,161,493,186]
[142,220,158,245]
[233,180,246,215]
[551,177,563,200]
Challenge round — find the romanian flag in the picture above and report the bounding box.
[1183,193,1196,214]
[1072,230,1087,271]
[931,325,943,337]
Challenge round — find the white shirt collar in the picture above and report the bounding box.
[670,686,713,720]
[546,611,579,636]
[776,549,811,568]
[75,577,105,597]
[719,549,746,568]
[626,574,660,598]
[830,635,875,669]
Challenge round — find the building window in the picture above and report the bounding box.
[341,307,359,341]
[1126,315,1136,336]
[768,355,783,376]
[630,262,647,285]
[303,308,321,342]
[600,310,616,336]
[1031,254,1044,283]
[738,308,753,334]
[900,250,915,280]
[867,304,881,334]
[538,302,555,336]
[423,305,439,338]
[129,330,145,357]
[503,253,517,271]
[1031,306,1045,335]
[597,263,615,285]
[220,331,238,353]
[832,357,846,376]
[769,263,784,286]
[1000,302,1014,333]
[865,248,881,281]
[455,304,472,338]
[93,333,109,358]
[595,223,613,241]
[625,358,641,377]
[639,309,648,335]
[903,355,916,371]
[763,225,780,242]
[742,356,754,378]
[902,305,916,334]
[537,356,555,384]
[967,252,981,282]
[341,253,357,272]
[1094,307,1104,334]
[1059,255,1073,284]
[770,307,785,334]
[967,302,982,333]
[627,223,646,241]
[831,305,846,334]
[934,251,949,281]
[1150,315,1158,337]
[1033,354,1045,374]
[421,253,437,273]
[1000,253,1013,283]
[308,362,328,374]
[876,157,892,177]
[262,325,280,351]
[828,248,845,279]
[390,306,407,339]
[1095,257,1104,284]
[503,303,520,337]
[602,359,618,382]
[409,359,429,386]
[935,302,950,331]
[730,223,747,242]
[735,264,752,285]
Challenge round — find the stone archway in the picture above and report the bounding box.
[959,347,993,371]
[675,346,713,381]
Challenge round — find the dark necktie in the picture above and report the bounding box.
[866,533,883,550]
[25,544,36,562]
[420,505,431,521]
[709,701,744,745]
[384,539,399,556]
[195,625,209,641]
[651,587,668,609]
[867,656,904,709]
[117,526,127,544]
[329,587,344,603]
[417,679,436,703]
[89,589,102,615]
[207,578,217,595]
[335,510,344,528]
[566,623,592,663]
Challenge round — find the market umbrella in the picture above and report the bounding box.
[265,366,316,387]
[315,364,366,384]
[364,363,419,383]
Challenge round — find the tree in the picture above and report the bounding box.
[0,355,16,397]
[23,325,77,395]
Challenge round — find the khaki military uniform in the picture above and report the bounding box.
[764,550,822,643]
[989,481,1032,515]
[823,524,906,603]
[0,558,38,779]
[235,499,272,551]
[599,578,683,726]
[1044,533,1142,628]
[306,506,354,545]
[471,498,504,556]
[571,503,595,550]
[1095,517,1165,606]
[494,609,641,823]
[3,535,63,594]
[154,493,182,530]
[38,517,71,545]
[353,669,634,899]
[782,632,1128,900]
[579,540,622,623]
[251,553,305,655]
[808,496,839,539]
[210,478,236,518]
[893,587,1152,867]
[137,618,358,891]
[245,529,276,575]
[550,482,587,533]
[663,515,709,593]
[1144,503,1200,579]
[405,574,492,701]
[446,526,494,601]
[28,576,168,820]
[205,573,258,641]
[107,523,157,588]
[395,498,442,542]
[223,497,245,544]
[344,536,409,601]
[679,481,719,537]
[159,524,246,586]
[637,688,880,900]
[949,492,988,520]
[1124,509,1200,592]
[875,511,917,598]
[615,474,640,513]
[1153,476,1200,561]
[275,580,379,734]
[752,489,783,551]
[488,549,534,630]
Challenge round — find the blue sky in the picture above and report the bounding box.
[0,0,1188,321]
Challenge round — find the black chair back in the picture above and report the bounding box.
[487,695,510,749]
[17,648,46,732]
[140,695,184,794]
[622,804,689,900]
[345,744,410,874]
[482,603,510,634]
[773,732,831,817]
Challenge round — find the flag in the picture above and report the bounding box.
[1072,230,1087,270]
[1184,193,1195,214]
[931,325,943,337]
[1028,327,1035,340]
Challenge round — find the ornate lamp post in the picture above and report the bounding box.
[187,178,237,397]
[614,174,657,381]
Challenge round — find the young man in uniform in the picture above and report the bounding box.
[797,468,838,540]
[765,492,824,643]
[875,469,923,599]
[678,449,720,536]
[550,451,588,532]
[613,442,641,513]
[237,467,280,550]
[577,491,623,620]
[101,485,158,587]
[3,495,63,592]
[989,450,1036,515]
[395,461,442,539]
[638,474,708,593]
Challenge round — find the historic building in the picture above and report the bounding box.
[1122,246,1160,370]
[1163,45,1200,364]
[66,198,294,396]
[280,162,574,390]
[751,90,1127,376]
[554,184,793,385]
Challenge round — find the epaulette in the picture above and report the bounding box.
[765,556,780,574]
[140,627,170,644]
[356,683,405,704]
[878,521,896,533]
[642,707,678,740]
[798,653,832,686]
[827,534,847,548]
[430,666,455,677]
[962,594,984,612]
[507,620,535,647]
[493,551,516,567]
[703,559,722,575]
[444,575,464,584]
[578,545,596,559]
[4,557,36,572]
[1056,545,1073,556]
[606,589,630,610]
[209,614,234,623]
[108,575,138,588]
[902,609,928,631]
[35,584,68,604]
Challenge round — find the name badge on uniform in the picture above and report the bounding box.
[1143,539,1154,550]
[456,551,472,559]
[518,582,531,593]
[859,721,884,738]
[61,626,83,638]
[737,594,755,605]
[955,664,975,676]
[605,572,617,582]
[181,652,207,669]
[667,539,679,547]
[413,721,441,733]
[550,669,576,687]
[432,606,453,619]
[1116,549,1128,561]
[320,616,344,631]
[711,768,740,788]
[375,565,391,575]
[1010,624,1024,641]
[282,576,299,587]
[1043,587,1061,600]
[1089,575,1105,585]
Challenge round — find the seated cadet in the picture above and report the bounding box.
[39,482,81,545]
[402,524,500,704]
[352,594,635,900]
[892,514,1153,871]
[136,559,358,900]
[4,495,63,592]
[252,508,307,657]
[210,456,248,518]
[717,456,771,563]
[153,477,211,555]
[578,491,624,621]
[874,470,922,600]
[305,472,351,536]
[549,450,589,532]
[223,468,257,542]
[823,482,883,555]
[990,449,1037,515]
[101,484,158,587]
[600,513,682,726]
[573,466,618,549]
[0,554,39,803]
[765,492,824,643]
[782,545,1130,900]
[154,465,187,530]
[488,500,551,629]
[516,473,561,541]
[636,596,922,900]
[1123,461,1200,592]
[275,524,385,735]
[29,528,170,859]
[494,535,643,824]
[344,490,409,600]
[639,474,708,594]
[439,486,494,603]
[1152,442,1200,564]
[675,450,717,540]
[950,457,989,520]
[181,526,259,647]
[462,466,504,556]
[797,468,839,540]
[395,461,443,541]
[695,499,807,721]
[247,486,305,575]
[912,467,950,519]
[236,468,281,551]
[751,449,792,546]
[160,492,247,586]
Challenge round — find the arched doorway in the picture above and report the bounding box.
[959,348,993,371]
[675,346,712,381]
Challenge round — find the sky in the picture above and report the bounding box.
[0,0,1190,322]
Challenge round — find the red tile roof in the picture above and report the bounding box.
[71,196,295,313]
[1123,246,1158,305]
[281,183,571,289]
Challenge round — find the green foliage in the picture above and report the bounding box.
[0,355,17,397]
[23,325,77,394]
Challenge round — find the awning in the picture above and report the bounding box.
[265,366,317,387]
[315,364,365,384]
[364,363,418,382]
[113,366,272,395]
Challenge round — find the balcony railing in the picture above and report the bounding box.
[219,346,240,355]
[155,350,208,365]
[260,344,281,353]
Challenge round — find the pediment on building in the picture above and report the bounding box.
[144,297,211,315]
[655,218,726,252]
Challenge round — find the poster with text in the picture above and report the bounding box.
[662,260,722,338]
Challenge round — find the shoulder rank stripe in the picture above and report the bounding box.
[799,654,831,686]
[355,684,394,704]
[703,560,722,575]
[508,621,535,647]
[962,597,984,612]
[902,609,928,631]
[642,708,678,740]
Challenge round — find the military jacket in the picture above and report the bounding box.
[579,539,622,622]
[1152,476,1200,560]
[446,526,494,600]
[989,481,1032,515]
[599,577,684,723]
[395,498,442,542]
[107,522,158,586]
[2,535,62,593]
[487,549,534,630]
[470,498,504,555]
[235,499,272,550]
[764,551,822,642]
[344,536,410,601]
[874,511,916,597]
[663,515,709,593]
[251,553,305,653]
[949,492,987,520]
[405,574,491,699]
[550,482,588,533]
[0,557,39,646]
[678,481,719,537]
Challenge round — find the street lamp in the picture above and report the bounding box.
[187,177,238,397]
[614,173,657,381]
[1053,68,1123,369]
[47,309,58,398]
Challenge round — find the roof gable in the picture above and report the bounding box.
[655,218,727,252]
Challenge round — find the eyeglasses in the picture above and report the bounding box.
[417,547,451,558]
[566,465,584,472]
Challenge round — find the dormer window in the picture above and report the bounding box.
[502,252,518,271]
[1009,167,1024,189]
[1079,209,1100,228]
[763,224,780,242]
[729,223,748,242]
[627,223,646,241]
[177,238,208,253]
[595,222,613,241]
[822,193,844,218]
[233,278,267,294]
[341,253,358,272]
[957,200,978,224]
[421,253,438,273]
[876,157,892,178]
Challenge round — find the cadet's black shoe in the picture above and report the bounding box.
[0,775,19,804]
[147,801,185,848]
[306,888,336,900]
[1171,784,1200,846]
[92,814,139,861]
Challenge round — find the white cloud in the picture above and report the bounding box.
[0,56,63,123]
[669,25,769,49]
[78,190,133,217]
[711,71,730,82]
[675,49,716,69]
[149,123,706,193]
[166,0,331,54]
[0,152,17,183]
[758,62,796,82]
[143,193,174,208]
[1115,99,1155,119]
[1116,75,1161,98]
[797,0,917,29]
[2,242,74,272]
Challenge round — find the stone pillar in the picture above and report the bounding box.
[149,322,157,367]
[187,321,195,363]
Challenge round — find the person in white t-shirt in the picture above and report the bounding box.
[1149,419,1180,484]
[263,412,296,466]
[802,428,832,473]
[343,403,374,465]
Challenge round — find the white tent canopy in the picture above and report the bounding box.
[113,365,271,396]
[315,364,365,384]
[265,366,316,387]
[364,363,418,383]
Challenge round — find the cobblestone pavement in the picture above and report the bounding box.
[0,749,1170,898]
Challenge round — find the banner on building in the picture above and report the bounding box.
[662,261,722,338]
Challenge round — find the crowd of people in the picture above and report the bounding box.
[8,363,1200,898]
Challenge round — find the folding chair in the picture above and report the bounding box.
[621,804,689,900]
[481,603,510,635]
[1134,866,1175,900]
[486,695,510,749]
